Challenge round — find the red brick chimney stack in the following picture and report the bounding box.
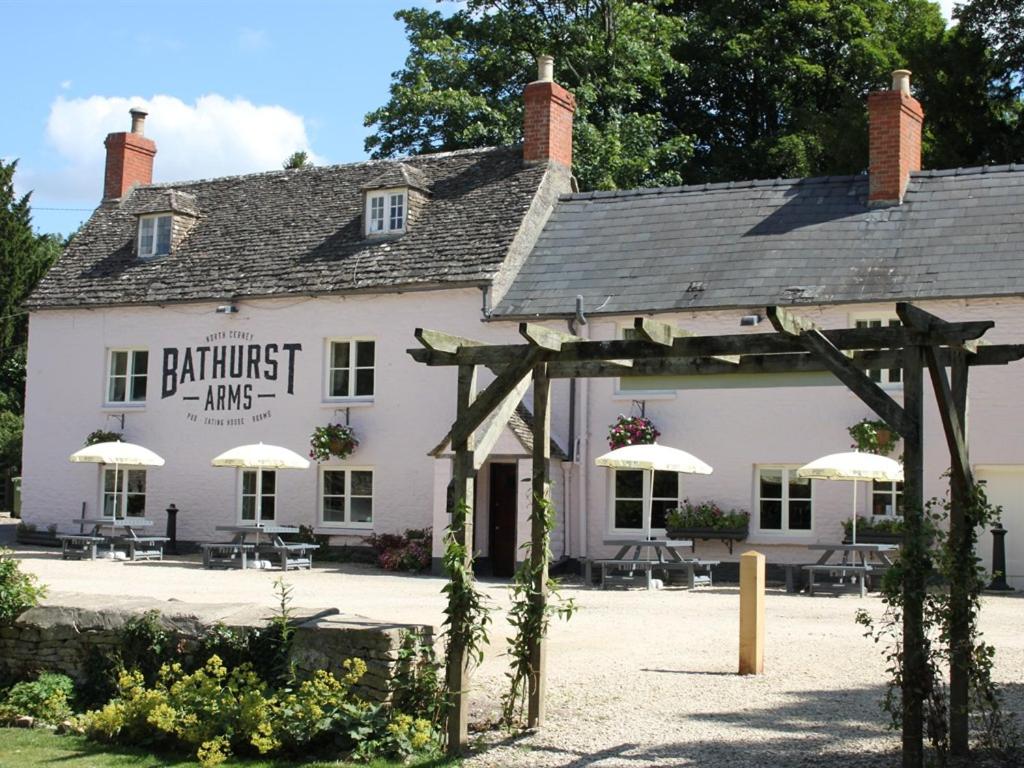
[103,108,157,200]
[867,70,923,205]
[523,54,575,167]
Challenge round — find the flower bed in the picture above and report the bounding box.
[365,528,431,573]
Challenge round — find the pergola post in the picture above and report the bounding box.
[446,363,477,754]
[901,344,926,768]
[527,362,551,728]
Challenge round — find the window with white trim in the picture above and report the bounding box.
[103,468,146,518]
[853,317,902,384]
[138,214,172,257]
[872,480,904,517]
[107,349,148,404]
[326,339,375,399]
[365,189,406,235]
[756,466,813,532]
[240,470,276,522]
[320,468,374,526]
[611,469,680,531]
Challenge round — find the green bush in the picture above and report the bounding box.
[665,500,750,530]
[0,672,75,724]
[843,515,904,536]
[0,547,45,624]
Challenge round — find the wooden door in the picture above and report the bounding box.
[488,463,518,578]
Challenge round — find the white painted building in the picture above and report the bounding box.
[21,65,1024,585]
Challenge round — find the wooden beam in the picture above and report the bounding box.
[407,323,993,367]
[527,362,551,728]
[450,347,546,448]
[766,305,821,336]
[634,317,739,363]
[896,303,994,346]
[922,347,973,489]
[798,329,913,436]
[415,328,485,354]
[519,322,583,351]
[471,376,531,470]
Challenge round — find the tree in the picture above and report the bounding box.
[957,0,1024,82]
[364,1,693,190]
[283,151,310,169]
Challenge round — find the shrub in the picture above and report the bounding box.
[665,500,750,530]
[365,528,431,572]
[84,429,123,446]
[0,547,46,624]
[843,515,904,537]
[0,672,75,724]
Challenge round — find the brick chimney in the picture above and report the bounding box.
[523,55,575,167]
[868,70,923,205]
[103,108,157,200]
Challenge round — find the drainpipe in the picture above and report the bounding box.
[568,295,589,560]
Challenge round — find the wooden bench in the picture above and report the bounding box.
[267,543,318,571]
[660,559,719,588]
[201,542,256,569]
[593,558,658,590]
[802,563,873,597]
[121,536,169,562]
[55,534,106,560]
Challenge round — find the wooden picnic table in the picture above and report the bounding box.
[589,538,718,590]
[802,542,898,596]
[58,517,167,561]
[211,524,318,571]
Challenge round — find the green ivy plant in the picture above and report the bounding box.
[309,423,359,462]
[84,429,123,446]
[856,485,1020,762]
[847,418,898,456]
[501,495,576,729]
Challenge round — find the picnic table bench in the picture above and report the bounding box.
[201,542,256,569]
[800,543,898,597]
[210,525,318,570]
[272,542,318,571]
[55,534,106,560]
[590,539,716,590]
[120,535,170,561]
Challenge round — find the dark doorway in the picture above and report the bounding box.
[488,463,518,578]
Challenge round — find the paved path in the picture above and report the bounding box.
[11,547,1024,767]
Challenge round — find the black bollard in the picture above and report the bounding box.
[987,523,1015,591]
[165,504,179,556]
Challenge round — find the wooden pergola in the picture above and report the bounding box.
[409,303,1024,767]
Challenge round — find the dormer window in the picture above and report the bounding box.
[138,214,172,258]
[365,189,406,235]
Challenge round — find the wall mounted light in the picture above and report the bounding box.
[740,313,762,326]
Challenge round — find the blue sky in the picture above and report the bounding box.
[3,0,956,236]
[2,0,456,235]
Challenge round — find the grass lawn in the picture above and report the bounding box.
[0,728,458,768]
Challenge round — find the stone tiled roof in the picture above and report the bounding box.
[493,164,1024,318]
[359,163,431,192]
[29,147,550,309]
[428,403,568,460]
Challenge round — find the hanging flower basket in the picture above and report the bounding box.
[309,423,359,462]
[607,414,660,450]
[847,418,898,456]
[85,429,123,446]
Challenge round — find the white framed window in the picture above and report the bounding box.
[102,468,146,519]
[138,214,172,257]
[239,470,276,522]
[320,467,374,527]
[107,349,148,404]
[872,480,904,517]
[852,316,902,384]
[755,466,813,533]
[365,189,406,235]
[610,469,680,533]
[325,339,375,400]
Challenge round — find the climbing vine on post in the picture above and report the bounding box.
[440,499,492,745]
[501,495,576,729]
[856,484,1020,764]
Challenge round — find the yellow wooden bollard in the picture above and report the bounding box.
[739,550,765,675]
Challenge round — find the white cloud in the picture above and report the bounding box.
[36,93,318,202]
[238,27,269,50]
[60,80,72,90]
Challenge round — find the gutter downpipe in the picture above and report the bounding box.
[567,295,588,562]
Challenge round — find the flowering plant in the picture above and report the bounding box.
[365,528,431,572]
[607,414,660,449]
[309,424,359,462]
[665,500,750,531]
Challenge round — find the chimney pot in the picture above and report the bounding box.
[537,54,554,83]
[891,69,912,96]
[129,108,148,135]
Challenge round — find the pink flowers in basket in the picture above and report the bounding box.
[607,414,661,449]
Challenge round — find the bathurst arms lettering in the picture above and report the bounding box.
[161,332,302,418]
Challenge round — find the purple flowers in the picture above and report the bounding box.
[607,415,661,449]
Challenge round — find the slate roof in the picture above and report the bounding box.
[29,146,549,309]
[493,164,1024,318]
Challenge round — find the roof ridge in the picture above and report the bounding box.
[140,144,512,191]
[560,173,865,201]
[912,162,1022,179]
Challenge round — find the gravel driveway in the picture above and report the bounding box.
[13,548,1024,767]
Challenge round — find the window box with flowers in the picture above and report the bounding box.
[309,424,359,462]
[842,515,904,545]
[664,500,751,554]
[607,414,660,449]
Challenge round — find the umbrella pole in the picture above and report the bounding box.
[852,480,858,545]
[644,469,652,541]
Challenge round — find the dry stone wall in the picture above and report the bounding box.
[0,594,432,703]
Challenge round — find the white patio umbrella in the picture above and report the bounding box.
[595,443,713,539]
[69,441,166,519]
[797,452,903,544]
[210,443,310,525]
